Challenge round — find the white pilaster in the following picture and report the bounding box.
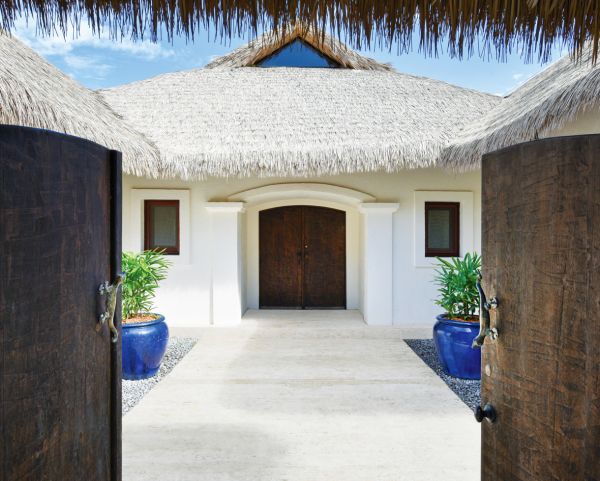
[359,203,400,325]
[206,202,245,326]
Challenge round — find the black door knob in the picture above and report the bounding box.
[475,404,497,423]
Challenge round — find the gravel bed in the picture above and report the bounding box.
[122,337,197,415]
[405,339,480,411]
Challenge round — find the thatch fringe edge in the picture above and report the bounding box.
[154,142,447,180]
[3,0,600,63]
[0,89,163,178]
[440,67,600,171]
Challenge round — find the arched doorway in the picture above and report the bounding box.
[259,205,346,309]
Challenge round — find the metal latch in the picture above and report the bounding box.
[472,273,499,348]
[475,403,497,423]
[99,275,123,343]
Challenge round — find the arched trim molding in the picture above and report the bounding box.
[227,182,376,207]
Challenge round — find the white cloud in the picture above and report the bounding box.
[14,18,175,60]
[64,54,113,78]
[500,70,537,95]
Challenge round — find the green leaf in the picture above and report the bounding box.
[122,250,171,319]
[433,253,481,319]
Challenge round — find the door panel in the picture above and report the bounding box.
[259,206,303,308]
[481,135,600,481]
[303,206,346,308]
[259,206,346,309]
[0,126,122,481]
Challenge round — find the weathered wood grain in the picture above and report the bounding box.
[481,135,600,481]
[0,126,121,481]
[109,150,122,481]
[259,205,304,308]
[302,206,346,309]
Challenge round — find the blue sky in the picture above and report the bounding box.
[14,18,566,95]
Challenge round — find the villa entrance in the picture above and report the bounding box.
[259,206,346,309]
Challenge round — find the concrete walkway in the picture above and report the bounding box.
[123,310,480,481]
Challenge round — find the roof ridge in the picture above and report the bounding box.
[100,62,497,99]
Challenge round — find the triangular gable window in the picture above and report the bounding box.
[256,39,341,68]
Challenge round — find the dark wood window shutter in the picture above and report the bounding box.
[144,199,180,255]
[425,202,460,257]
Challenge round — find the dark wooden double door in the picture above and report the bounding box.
[259,206,346,309]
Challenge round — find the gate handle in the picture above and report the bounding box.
[472,272,499,348]
[99,275,123,343]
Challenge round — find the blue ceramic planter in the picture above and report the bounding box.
[122,314,169,380]
[433,314,481,380]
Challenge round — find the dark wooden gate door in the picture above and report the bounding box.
[0,126,122,481]
[259,206,345,309]
[480,135,600,481]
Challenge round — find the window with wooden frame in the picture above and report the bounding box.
[144,200,180,255]
[425,202,460,257]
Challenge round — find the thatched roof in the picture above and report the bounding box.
[205,25,391,71]
[0,32,161,177]
[100,57,499,179]
[2,1,600,63]
[441,47,600,171]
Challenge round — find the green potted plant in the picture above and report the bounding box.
[121,250,171,380]
[432,252,481,380]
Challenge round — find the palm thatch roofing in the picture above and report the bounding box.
[2,1,600,63]
[205,25,391,71]
[100,33,500,179]
[441,47,600,171]
[0,32,161,177]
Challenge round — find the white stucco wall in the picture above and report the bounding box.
[121,106,600,329]
[123,169,482,327]
[544,108,600,137]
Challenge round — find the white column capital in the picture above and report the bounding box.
[205,202,245,214]
[358,202,399,214]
